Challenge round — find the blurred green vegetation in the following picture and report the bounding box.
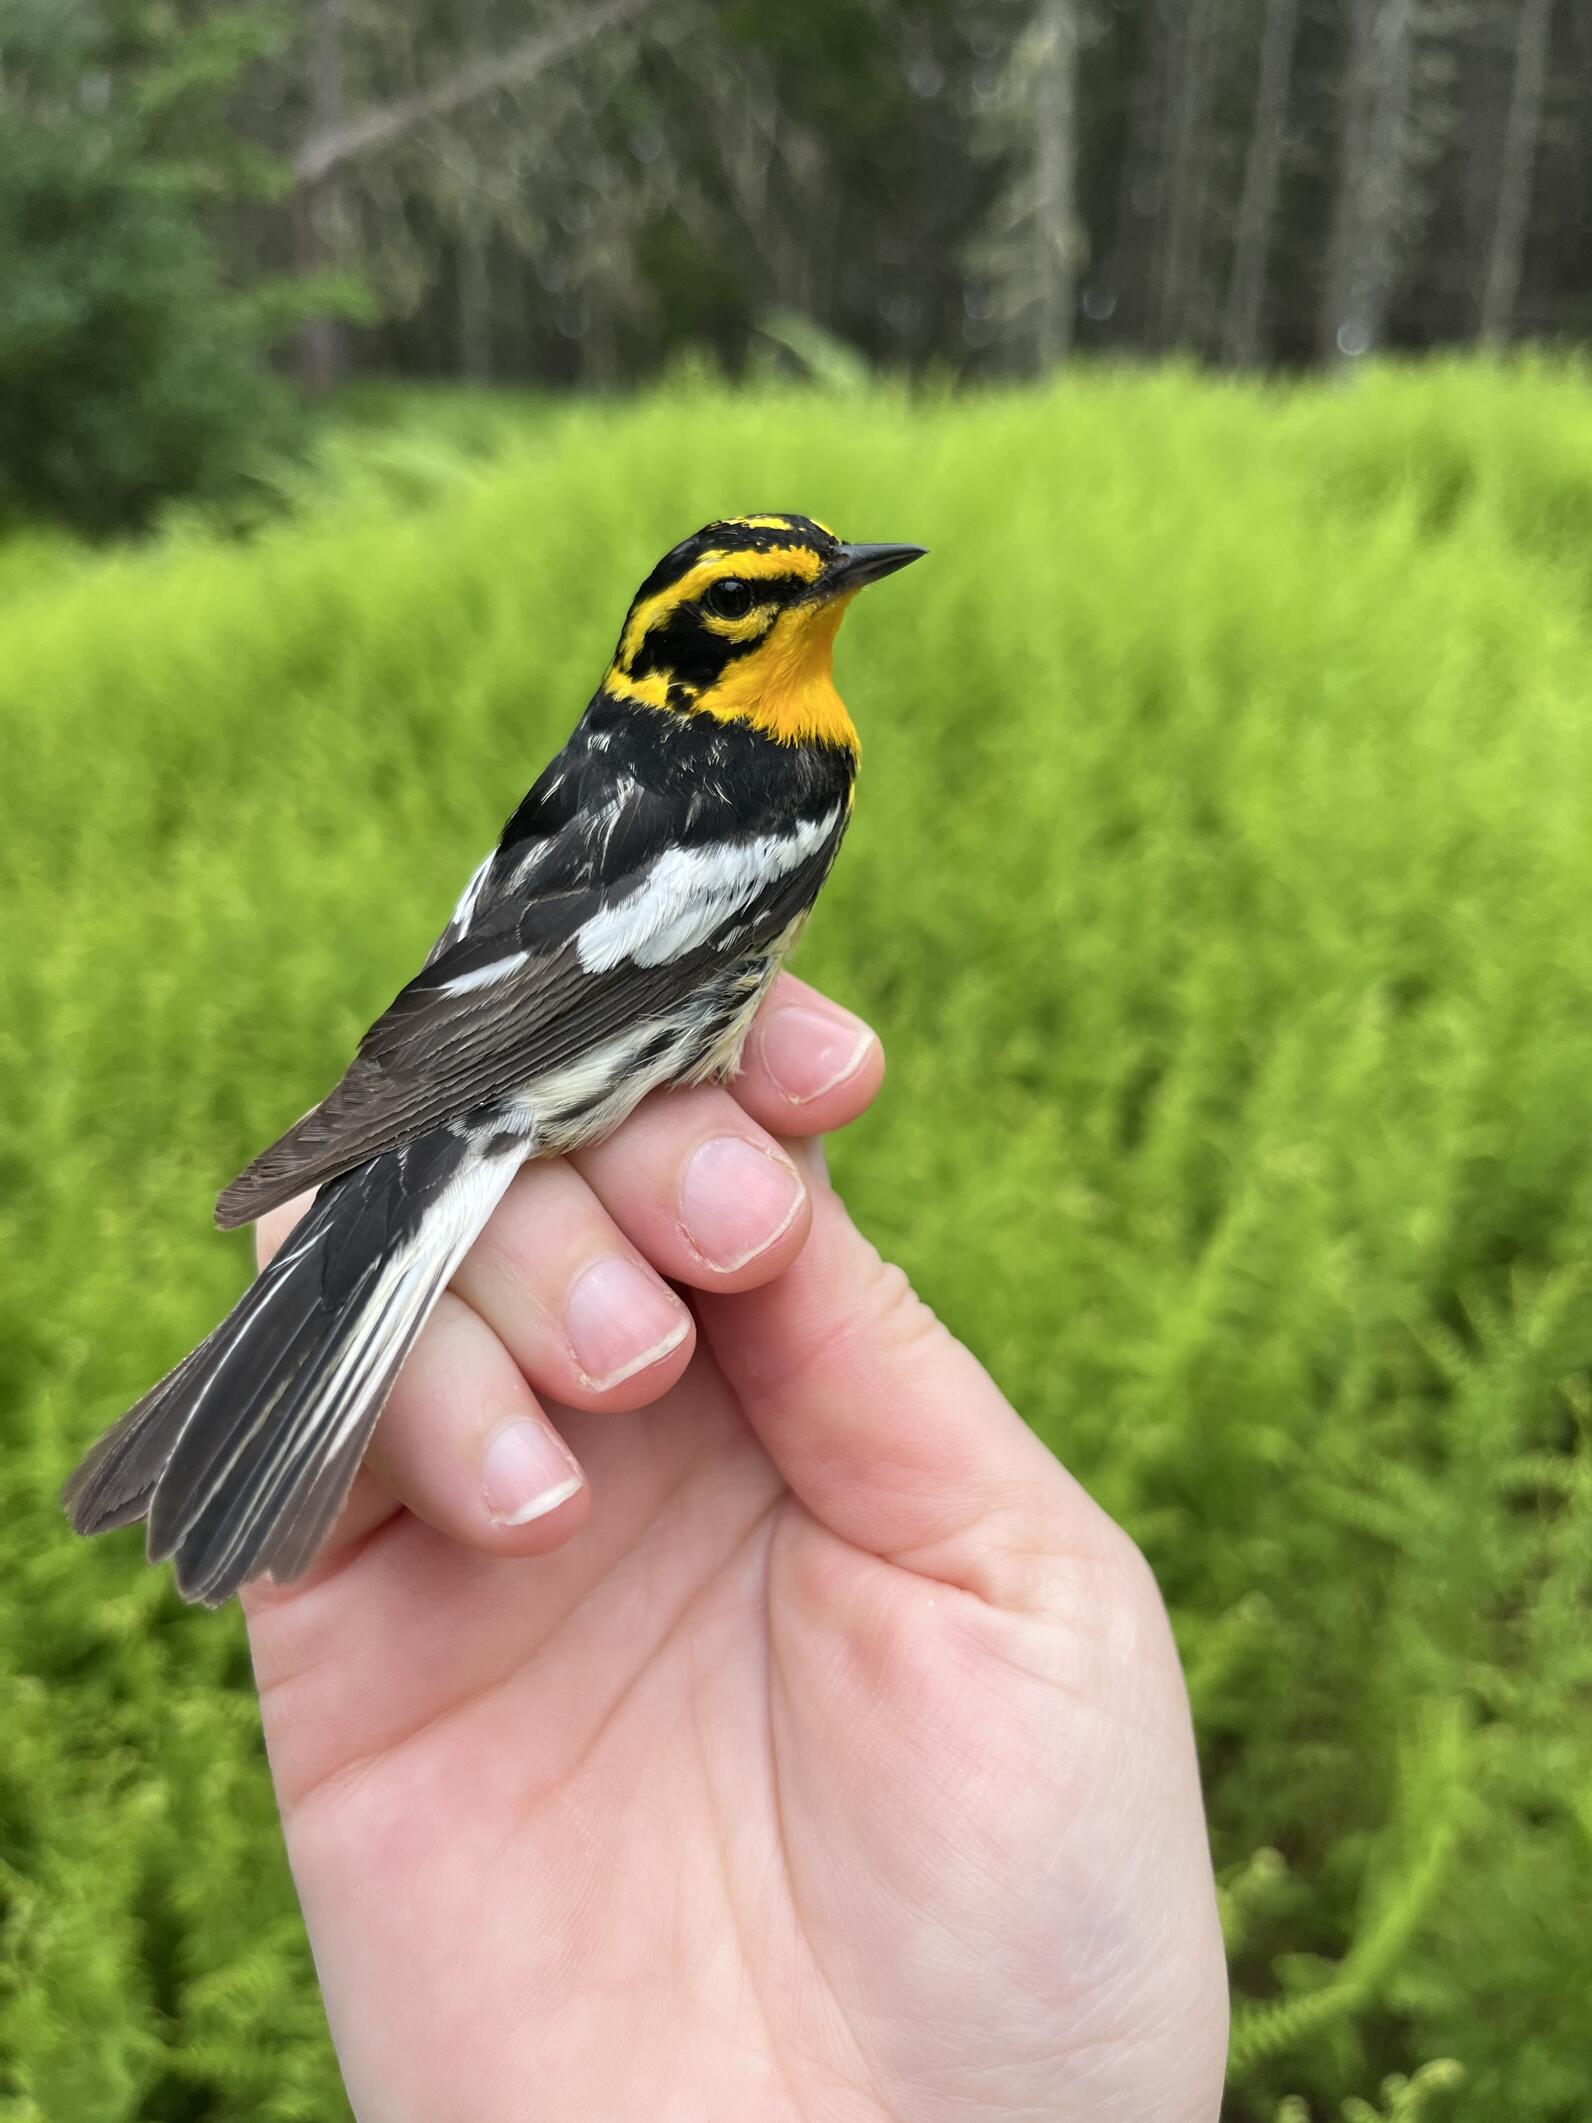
[0,0,364,537]
[4,364,1592,2120]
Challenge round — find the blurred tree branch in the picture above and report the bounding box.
[292,0,665,186]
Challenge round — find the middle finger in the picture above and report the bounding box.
[451,1155,696,1412]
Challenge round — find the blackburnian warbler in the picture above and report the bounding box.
[63,514,924,1605]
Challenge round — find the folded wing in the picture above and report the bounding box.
[215,800,845,1228]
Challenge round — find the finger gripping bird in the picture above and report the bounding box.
[63,516,924,1606]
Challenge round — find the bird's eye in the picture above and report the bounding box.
[705,577,754,620]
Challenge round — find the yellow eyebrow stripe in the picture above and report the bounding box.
[619,545,823,667]
[732,513,839,538]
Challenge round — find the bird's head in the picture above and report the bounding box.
[601,514,925,752]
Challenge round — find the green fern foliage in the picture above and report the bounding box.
[2,364,1591,2116]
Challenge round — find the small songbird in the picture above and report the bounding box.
[62,516,923,1606]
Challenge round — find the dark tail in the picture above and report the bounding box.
[63,1131,520,1605]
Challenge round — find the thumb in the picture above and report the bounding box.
[694,1154,1127,1607]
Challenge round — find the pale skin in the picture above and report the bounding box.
[245,974,1228,2122]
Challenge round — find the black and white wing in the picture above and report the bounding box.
[216,751,847,1227]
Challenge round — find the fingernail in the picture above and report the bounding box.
[758,1006,876,1105]
[565,1255,691,1391]
[681,1136,805,1271]
[481,1419,585,1527]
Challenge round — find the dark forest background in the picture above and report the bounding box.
[6,1,1587,450]
[240,0,1591,381]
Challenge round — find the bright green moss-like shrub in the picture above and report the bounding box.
[3,363,1590,2119]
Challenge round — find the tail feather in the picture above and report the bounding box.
[63,1333,228,1534]
[63,1131,522,1606]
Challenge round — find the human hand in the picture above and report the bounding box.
[244,975,1227,2122]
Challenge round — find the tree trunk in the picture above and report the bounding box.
[1096,9,1170,349]
[1479,0,1553,344]
[456,217,494,383]
[452,0,494,386]
[296,0,348,394]
[1031,0,1081,368]
[1318,0,1416,365]
[1154,0,1220,352]
[1222,0,1301,367]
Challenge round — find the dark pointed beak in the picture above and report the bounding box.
[826,542,928,595]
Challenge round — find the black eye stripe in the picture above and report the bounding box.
[621,563,815,688]
[701,572,809,619]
